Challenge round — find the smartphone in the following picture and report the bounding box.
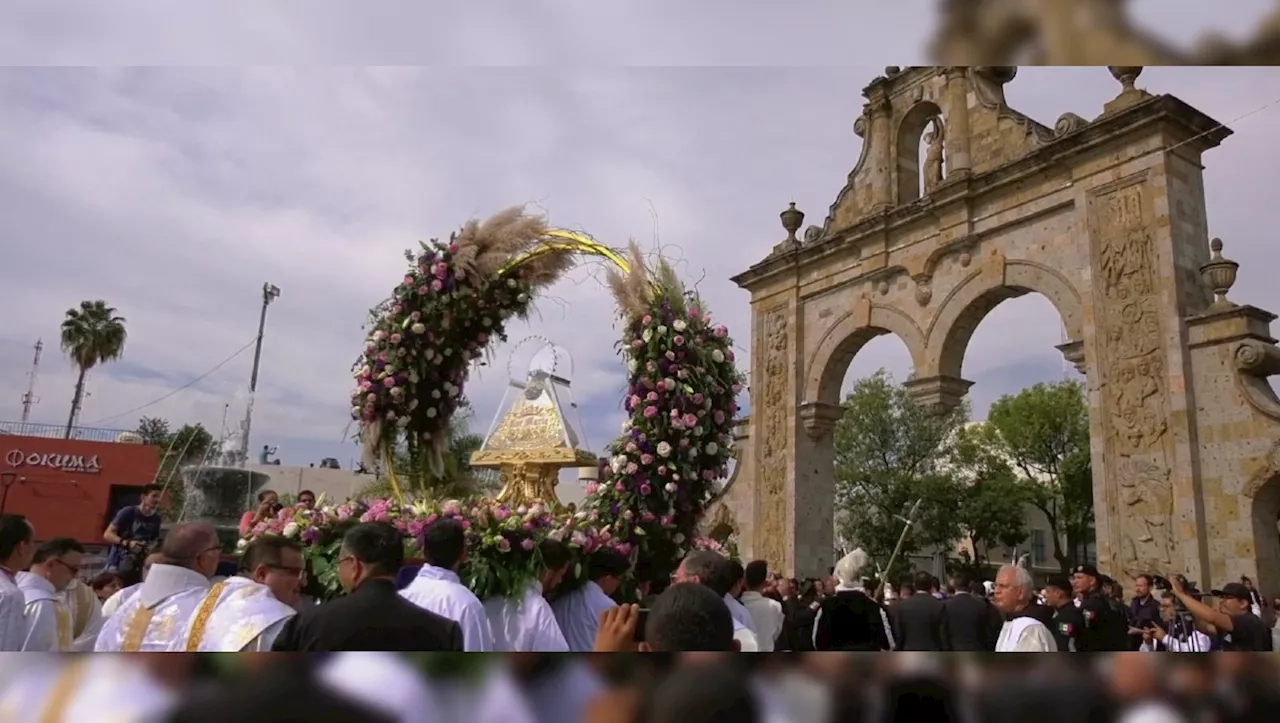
[633,608,650,642]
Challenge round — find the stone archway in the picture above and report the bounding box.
[731,66,1280,589]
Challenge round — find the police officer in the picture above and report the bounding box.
[1042,574,1085,652]
[1070,564,1128,651]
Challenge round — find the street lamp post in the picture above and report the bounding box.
[240,282,280,467]
[0,471,18,514]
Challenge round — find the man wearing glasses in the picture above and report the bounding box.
[95,522,296,651]
[239,536,307,609]
[16,537,84,650]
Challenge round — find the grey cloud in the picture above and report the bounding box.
[2,64,1278,466]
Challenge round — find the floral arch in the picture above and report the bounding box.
[242,208,744,600]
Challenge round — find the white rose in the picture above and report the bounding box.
[628,360,638,373]
[282,522,300,538]
[705,442,719,455]
[411,323,426,334]
[657,325,667,335]
[664,482,678,493]
[427,407,438,418]
[235,538,249,551]
[397,416,410,427]
[674,533,686,544]
[712,349,725,363]
[621,420,631,434]
[657,441,672,457]
[673,319,687,332]
[643,329,653,343]
[432,389,442,399]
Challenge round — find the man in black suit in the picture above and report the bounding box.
[271,522,464,651]
[890,570,950,650]
[940,572,1001,650]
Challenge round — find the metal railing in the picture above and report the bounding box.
[0,421,139,444]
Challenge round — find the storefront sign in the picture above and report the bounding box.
[4,449,101,474]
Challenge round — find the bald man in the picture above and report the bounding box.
[95,523,296,652]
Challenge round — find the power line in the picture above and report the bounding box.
[85,338,258,427]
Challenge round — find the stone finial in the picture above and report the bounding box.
[1200,237,1239,308]
[1108,66,1143,92]
[781,202,804,244]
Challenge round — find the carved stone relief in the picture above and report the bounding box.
[756,309,790,571]
[1091,178,1176,578]
[922,117,946,194]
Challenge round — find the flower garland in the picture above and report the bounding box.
[243,212,745,602]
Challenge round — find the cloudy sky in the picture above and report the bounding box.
[1,2,1278,470]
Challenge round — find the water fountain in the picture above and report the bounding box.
[178,465,271,535]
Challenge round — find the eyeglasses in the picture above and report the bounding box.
[53,559,81,575]
[267,564,307,582]
[336,555,355,567]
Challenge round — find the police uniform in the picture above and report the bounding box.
[1044,575,1084,652]
[1072,565,1128,651]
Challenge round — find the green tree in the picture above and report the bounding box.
[950,423,1031,571]
[984,380,1094,572]
[60,300,128,437]
[832,369,968,581]
[136,416,171,446]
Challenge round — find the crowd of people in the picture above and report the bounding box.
[0,503,1276,653]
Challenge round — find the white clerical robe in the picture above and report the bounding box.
[0,655,178,723]
[483,581,569,652]
[725,593,757,633]
[60,579,103,652]
[734,618,760,652]
[319,652,439,723]
[16,571,72,651]
[995,615,1058,652]
[0,568,26,652]
[400,565,493,652]
[95,565,295,652]
[741,591,784,652]
[551,580,617,652]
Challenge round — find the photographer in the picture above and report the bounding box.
[1139,590,1212,652]
[239,489,285,538]
[1166,574,1273,651]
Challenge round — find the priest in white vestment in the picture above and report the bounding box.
[483,538,571,652]
[0,514,36,652]
[96,522,296,652]
[723,560,758,635]
[992,564,1058,652]
[17,538,86,651]
[400,517,493,651]
[0,656,180,723]
[551,548,631,652]
[61,578,104,651]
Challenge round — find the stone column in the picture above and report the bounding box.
[793,401,844,578]
[943,67,971,176]
[866,92,894,211]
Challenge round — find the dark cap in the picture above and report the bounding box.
[1211,582,1251,600]
[1044,574,1072,593]
[1072,563,1099,578]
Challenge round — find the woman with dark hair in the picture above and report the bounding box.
[89,571,124,602]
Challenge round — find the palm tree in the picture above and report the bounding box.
[60,300,127,438]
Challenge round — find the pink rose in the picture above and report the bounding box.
[641,454,654,465]
[683,413,698,427]
[643,315,653,325]
[631,340,643,349]
[639,484,652,495]
[643,406,658,418]
[521,538,535,551]
[497,538,511,552]
[431,279,443,291]
[673,335,684,346]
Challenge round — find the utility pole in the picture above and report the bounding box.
[20,339,42,423]
[240,282,280,467]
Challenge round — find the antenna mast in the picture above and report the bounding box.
[20,339,43,423]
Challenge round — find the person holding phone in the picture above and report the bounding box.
[238,490,285,538]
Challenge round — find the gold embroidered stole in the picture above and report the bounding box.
[53,603,72,651]
[36,658,88,723]
[68,582,96,638]
[120,581,227,652]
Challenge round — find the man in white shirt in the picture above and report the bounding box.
[399,517,493,651]
[740,560,784,652]
[992,564,1057,652]
[552,547,630,652]
[672,550,758,651]
[17,537,84,651]
[484,538,571,652]
[723,559,758,635]
[0,514,36,652]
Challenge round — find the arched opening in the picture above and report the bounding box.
[896,101,945,205]
[806,304,928,406]
[1250,472,1280,596]
[941,286,1093,572]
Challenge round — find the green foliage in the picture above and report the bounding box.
[832,369,968,580]
[950,423,1032,568]
[355,407,499,501]
[984,380,1094,571]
